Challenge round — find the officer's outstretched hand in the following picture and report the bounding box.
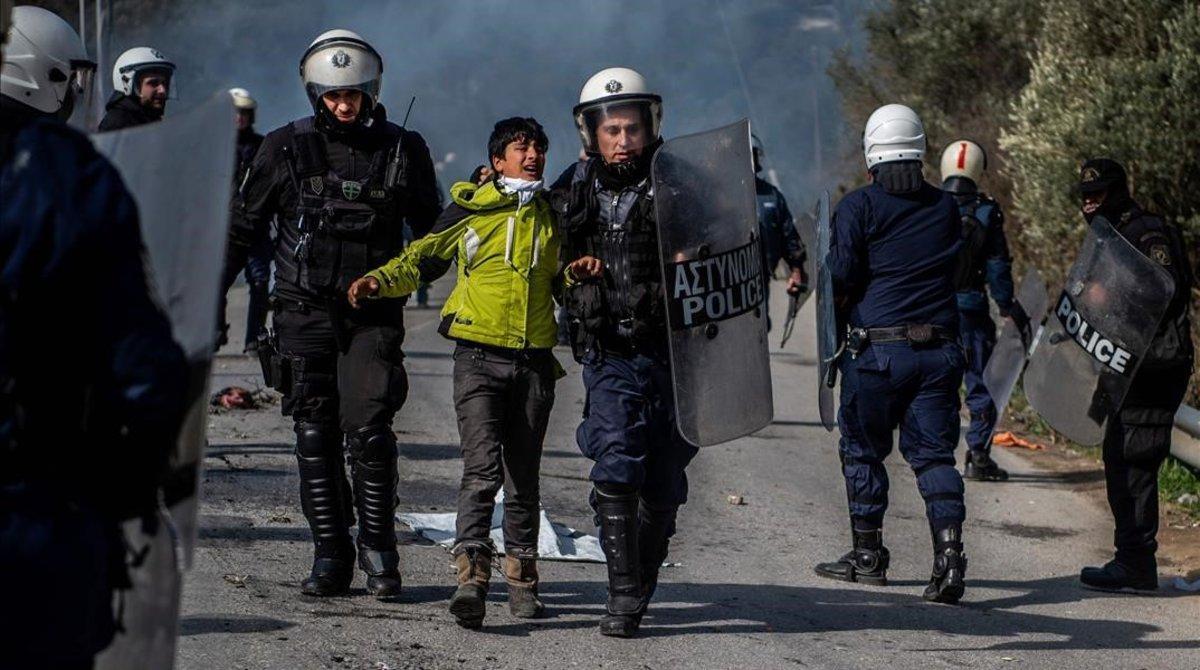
[786,268,809,296]
[567,255,605,281]
[347,276,381,309]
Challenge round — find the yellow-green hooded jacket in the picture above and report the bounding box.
[366,180,562,349]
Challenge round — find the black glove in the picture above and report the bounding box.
[1007,301,1033,350]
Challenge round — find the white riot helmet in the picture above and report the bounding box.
[112,46,175,97]
[939,139,987,193]
[300,29,382,125]
[229,87,256,111]
[573,67,662,162]
[1,6,95,116]
[862,103,925,169]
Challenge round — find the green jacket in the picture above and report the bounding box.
[366,180,562,349]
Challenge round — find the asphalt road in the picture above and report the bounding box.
[179,282,1200,670]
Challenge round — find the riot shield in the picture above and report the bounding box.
[982,269,1049,442]
[92,92,235,670]
[653,119,772,446]
[779,208,817,348]
[813,191,837,431]
[1022,217,1175,445]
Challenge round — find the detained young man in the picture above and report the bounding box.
[347,117,602,628]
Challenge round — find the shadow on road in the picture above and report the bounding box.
[180,614,294,636]
[471,578,1196,651]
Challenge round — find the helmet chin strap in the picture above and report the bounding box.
[596,137,662,186]
[314,98,374,135]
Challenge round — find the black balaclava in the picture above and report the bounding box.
[872,159,924,195]
[596,137,662,191]
[941,176,977,195]
[1079,158,1134,223]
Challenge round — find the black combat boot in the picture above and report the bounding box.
[295,422,355,596]
[814,526,890,586]
[638,500,678,610]
[964,450,1009,481]
[595,485,644,638]
[1080,558,1158,593]
[348,424,402,599]
[923,525,967,604]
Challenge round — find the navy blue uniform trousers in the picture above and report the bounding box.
[576,351,699,513]
[958,310,998,454]
[838,341,966,531]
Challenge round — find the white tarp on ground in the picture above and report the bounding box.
[398,491,605,562]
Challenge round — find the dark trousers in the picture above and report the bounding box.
[576,350,699,511]
[274,300,408,556]
[958,310,998,453]
[0,485,120,667]
[1103,365,1190,567]
[273,300,408,431]
[243,240,272,347]
[837,341,966,531]
[452,343,557,555]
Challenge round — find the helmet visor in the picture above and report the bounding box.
[65,60,101,129]
[574,97,661,160]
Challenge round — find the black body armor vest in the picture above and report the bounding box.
[555,158,665,357]
[274,117,405,296]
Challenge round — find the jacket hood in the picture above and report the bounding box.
[450,179,526,212]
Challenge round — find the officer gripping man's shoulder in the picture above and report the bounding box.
[815,104,970,605]
[222,29,441,602]
[1,7,188,667]
[550,67,701,640]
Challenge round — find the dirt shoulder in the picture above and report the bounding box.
[996,425,1200,580]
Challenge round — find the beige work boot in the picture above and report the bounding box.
[503,554,545,618]
[449,545,492,629]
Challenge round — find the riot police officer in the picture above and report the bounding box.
[229,87,269,352]
[814,104,969,604]
[752,133,807,328]
[551,67,698,637]
[1,7,189,666]
[224,29,441,599]
[1076,158,1194,592]
[98,46,174,131]
[939,139,1022,481]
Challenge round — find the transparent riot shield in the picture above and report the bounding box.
[92,91,235,670]
[1022,217,1175,445]
[779,207,817,348]
[982,269,1048,442]
[813,191,837,431]
[653,119,772,446]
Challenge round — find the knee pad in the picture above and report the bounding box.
[914,461,965,499]
[347,424,396,463]
[295,422,342,457]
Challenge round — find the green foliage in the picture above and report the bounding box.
[1000,0,1200,286]
[829,0,1043,201]
[1159,457,1200,519]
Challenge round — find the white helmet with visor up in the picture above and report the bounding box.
[112,46,175,97]
[299,29,382,124]
[573,67,662,160]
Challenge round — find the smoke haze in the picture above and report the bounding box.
[93,0,865,206]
